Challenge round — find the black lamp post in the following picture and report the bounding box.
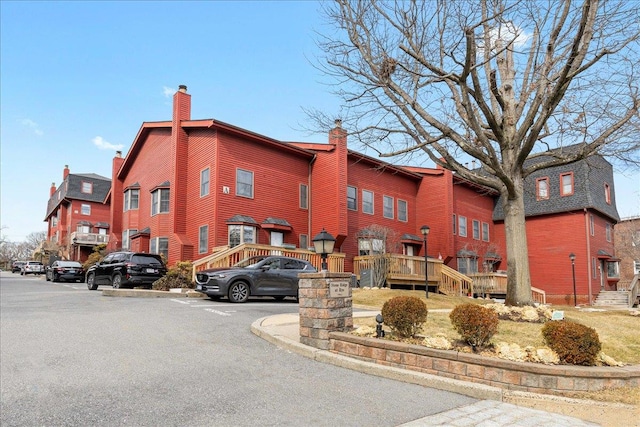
[312,228,336,271]
[569,253,577,306]
[420,225,430,298]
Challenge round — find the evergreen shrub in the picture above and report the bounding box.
[449,303,499,350]
[381,296,428,338]
[153,261,195,291]
[541,320,601,366]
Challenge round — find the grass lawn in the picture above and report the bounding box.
[352,288,640,405]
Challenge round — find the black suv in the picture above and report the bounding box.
[86,252,167,290]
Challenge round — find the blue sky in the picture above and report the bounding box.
[1,1,638,242]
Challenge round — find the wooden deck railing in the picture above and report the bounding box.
[193,247,548,304]
[191,243,345,279]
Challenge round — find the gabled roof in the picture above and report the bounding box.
[117,119,316,179]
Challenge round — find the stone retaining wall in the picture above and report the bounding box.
[329,332,640,395]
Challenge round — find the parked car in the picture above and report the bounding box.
[11,261,26,273]
[86,251,167,290]
[46,260,85,283]
[21,261,44,275]
[194,255,317,303]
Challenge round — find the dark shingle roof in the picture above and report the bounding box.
[45,173,111,219]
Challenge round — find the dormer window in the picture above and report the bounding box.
[560,172,574,196]
[536,177,549,200]
[604,183,611,205]
[81,181,93,194]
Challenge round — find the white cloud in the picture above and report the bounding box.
[92,136,124,151]
[21,118,43,136]
[478,22,531,55]
[163,86,174,98]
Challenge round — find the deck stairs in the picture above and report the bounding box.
[593,290,631,309]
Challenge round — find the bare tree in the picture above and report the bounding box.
[313,0,640,305]
[357,224,402,287]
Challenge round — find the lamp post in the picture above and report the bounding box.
[420,225,430,298]
[312,229,336,271]
[569,253,577,306]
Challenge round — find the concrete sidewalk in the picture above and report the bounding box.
[251,311,605,427]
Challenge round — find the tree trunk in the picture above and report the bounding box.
[502,180,533,306]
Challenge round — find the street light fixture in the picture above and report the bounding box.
[312,228,336,271]
[420,225,430,298]
[569,253,577,306]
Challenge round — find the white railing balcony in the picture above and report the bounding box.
[70,232,109,245]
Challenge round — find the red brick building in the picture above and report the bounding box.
[44,166,111,262]
[73,85,620,304]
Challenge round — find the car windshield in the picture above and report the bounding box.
[58,261,81,267]
[233,256,268,269]
[131,255,163,265]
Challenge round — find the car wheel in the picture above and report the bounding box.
[87,273,98,290]
[112,273,123,289]
[273,296,286,301]
[228,281,250,303]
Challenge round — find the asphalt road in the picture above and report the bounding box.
[0,272,477,426]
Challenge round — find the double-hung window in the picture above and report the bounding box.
[199,225,208,254]
[397,199,407,222]
[560,173,574,196]
[362,190,374,214]
[458,216,467,237]
[236,169,254,198]
[201,168,210,197]
[150,237,169,259]
[124,188,139,212]
[536,177,549,200]
[472,220,480,240]
[482,222,489,242]
[347,186,357,210]
[383,195,394,219]
[300,184,308,209]
[81,204,91,215]
[81,181,93,194]
[151,188,170,215]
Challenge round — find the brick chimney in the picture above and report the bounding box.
[173,85,191,123]
[50,182,56,197]
[63,165,70,180]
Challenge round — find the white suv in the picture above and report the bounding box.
[21,261,44,275]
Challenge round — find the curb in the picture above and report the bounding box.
[250,316,503,402]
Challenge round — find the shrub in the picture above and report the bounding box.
[380,296,428,338]
[82,244,108,271]
[449,303,499,350]
[541,320,601,366]
[152,261,195,291]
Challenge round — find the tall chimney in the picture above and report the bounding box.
[50,182,56,197]
[63,165,70,180]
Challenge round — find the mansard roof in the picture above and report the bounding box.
[493,151,619,222]
[45,173,111,219]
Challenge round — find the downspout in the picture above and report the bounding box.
[584,208,593,305]
[308,154,317,250]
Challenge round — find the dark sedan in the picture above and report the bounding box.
[46,260,85,283]
[195,255,317,303]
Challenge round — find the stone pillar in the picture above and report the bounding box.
[299,271,353,350]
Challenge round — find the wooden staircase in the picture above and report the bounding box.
[593,290,631,309]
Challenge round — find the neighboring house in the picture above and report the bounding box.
[92,85,620,305]
[44,166,111,262]
[493,152,620,305]
[614,216,640,290]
